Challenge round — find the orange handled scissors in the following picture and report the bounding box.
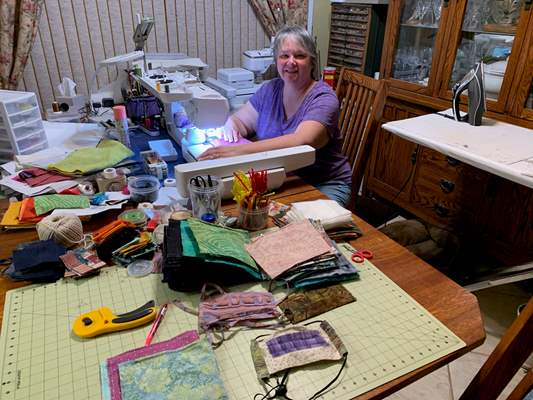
[351,249,373,263]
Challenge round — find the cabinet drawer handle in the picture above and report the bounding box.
[434,203,449,217]
[439,179,455,193]
[446,156,460,166]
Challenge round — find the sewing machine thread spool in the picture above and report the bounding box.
[96,168,127,192]
[52,101,60,112]
[102,168,117,179]
[164,84,170,93]
[78,182,95,195]
[163,178,175,187]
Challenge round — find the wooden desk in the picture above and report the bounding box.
[0,177,484,399]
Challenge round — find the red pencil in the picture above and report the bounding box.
[144,303,168,346]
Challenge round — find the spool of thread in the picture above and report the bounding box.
[78,182,95,195]
[137,202,154,209]
[52,101,60,112]
[164,85,170,93]
[102,168,117,179]
[163,178,176,187]
[155,81,161,92]
[36,214,84,248]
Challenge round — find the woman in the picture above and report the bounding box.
[199,26,352,207]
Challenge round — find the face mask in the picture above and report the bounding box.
[251,321,348,400]
[174,283,287,346]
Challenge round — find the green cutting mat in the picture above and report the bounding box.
[0,244,465,399]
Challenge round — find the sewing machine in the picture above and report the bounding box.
[205,47,274,111]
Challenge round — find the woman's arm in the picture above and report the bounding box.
[223,102,259,142]
[198,120,329,160]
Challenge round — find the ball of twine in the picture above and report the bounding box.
[37,214,84,248]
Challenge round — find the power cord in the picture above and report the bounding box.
[381,144,419,229]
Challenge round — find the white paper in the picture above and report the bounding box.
[153,186,187,206]
[50,202,126,217]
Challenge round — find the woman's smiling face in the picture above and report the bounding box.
[276,36,313,87]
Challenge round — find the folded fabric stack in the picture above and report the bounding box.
[245,220,359,289]
[4,239,66,282]
[162,218,263,292]
[276,243,359,288]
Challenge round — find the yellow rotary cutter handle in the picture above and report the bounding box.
[72,300,157,338]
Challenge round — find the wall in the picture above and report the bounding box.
[18,0,270,111]
[311,0,331,73]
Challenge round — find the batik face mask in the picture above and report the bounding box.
[251,320,347,379]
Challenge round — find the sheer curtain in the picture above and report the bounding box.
[248,0,309,39]
[0,0,43,90]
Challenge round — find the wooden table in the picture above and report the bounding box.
[0,176,485,399]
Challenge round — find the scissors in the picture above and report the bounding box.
[189,175,214,188]
[350,248,373,263]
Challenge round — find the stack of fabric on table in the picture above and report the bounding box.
[162,218,263,291]
[162,217,359,292]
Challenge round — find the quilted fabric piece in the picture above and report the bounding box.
[251,321,346,379]
[279,285,356,323]
[118,336,228,400]
[186,218,257,269]
[33,194,90,215]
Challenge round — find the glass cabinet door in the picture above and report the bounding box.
[391,0,444,86]
[448,0,524,102]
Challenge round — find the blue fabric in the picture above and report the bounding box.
[314,180,352,208]
[118,337,228,400]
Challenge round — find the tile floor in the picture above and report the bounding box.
[385,282,532,400]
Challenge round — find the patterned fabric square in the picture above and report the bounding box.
[118,336,228,400]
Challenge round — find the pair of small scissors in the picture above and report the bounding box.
[351,248,373,263]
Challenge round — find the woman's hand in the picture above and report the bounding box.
[223,118,242,142]
[197,145,248,160]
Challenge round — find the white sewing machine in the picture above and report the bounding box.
[205,47,274,111]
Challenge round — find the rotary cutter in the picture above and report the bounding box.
[72,300,157,338]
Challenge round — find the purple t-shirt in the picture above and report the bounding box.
[249,78,352,186]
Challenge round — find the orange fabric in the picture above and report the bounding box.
[18,197,45,223]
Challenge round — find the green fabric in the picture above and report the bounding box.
[181,221,262,279]
[118,337,228,400]
[185,218,258,271]
[48,140,133,175]
[33,194,90,215]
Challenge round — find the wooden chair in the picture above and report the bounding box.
[459,296,533,400]
[335,68,386,208]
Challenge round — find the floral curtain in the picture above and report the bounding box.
[249,0,308,39]
[0,0,43,90]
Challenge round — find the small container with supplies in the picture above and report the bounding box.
[128,175,160,203]
[140,150,168,179]
[188,175,222,222]
[239,203,269,231]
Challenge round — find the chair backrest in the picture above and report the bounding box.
[459,296,533,400]
[335,68,386,201]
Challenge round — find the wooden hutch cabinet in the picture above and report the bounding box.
[366,0,533,265]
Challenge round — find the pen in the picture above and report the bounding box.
[144,303,168,346]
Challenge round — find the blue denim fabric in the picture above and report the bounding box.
[314,181,352,208]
